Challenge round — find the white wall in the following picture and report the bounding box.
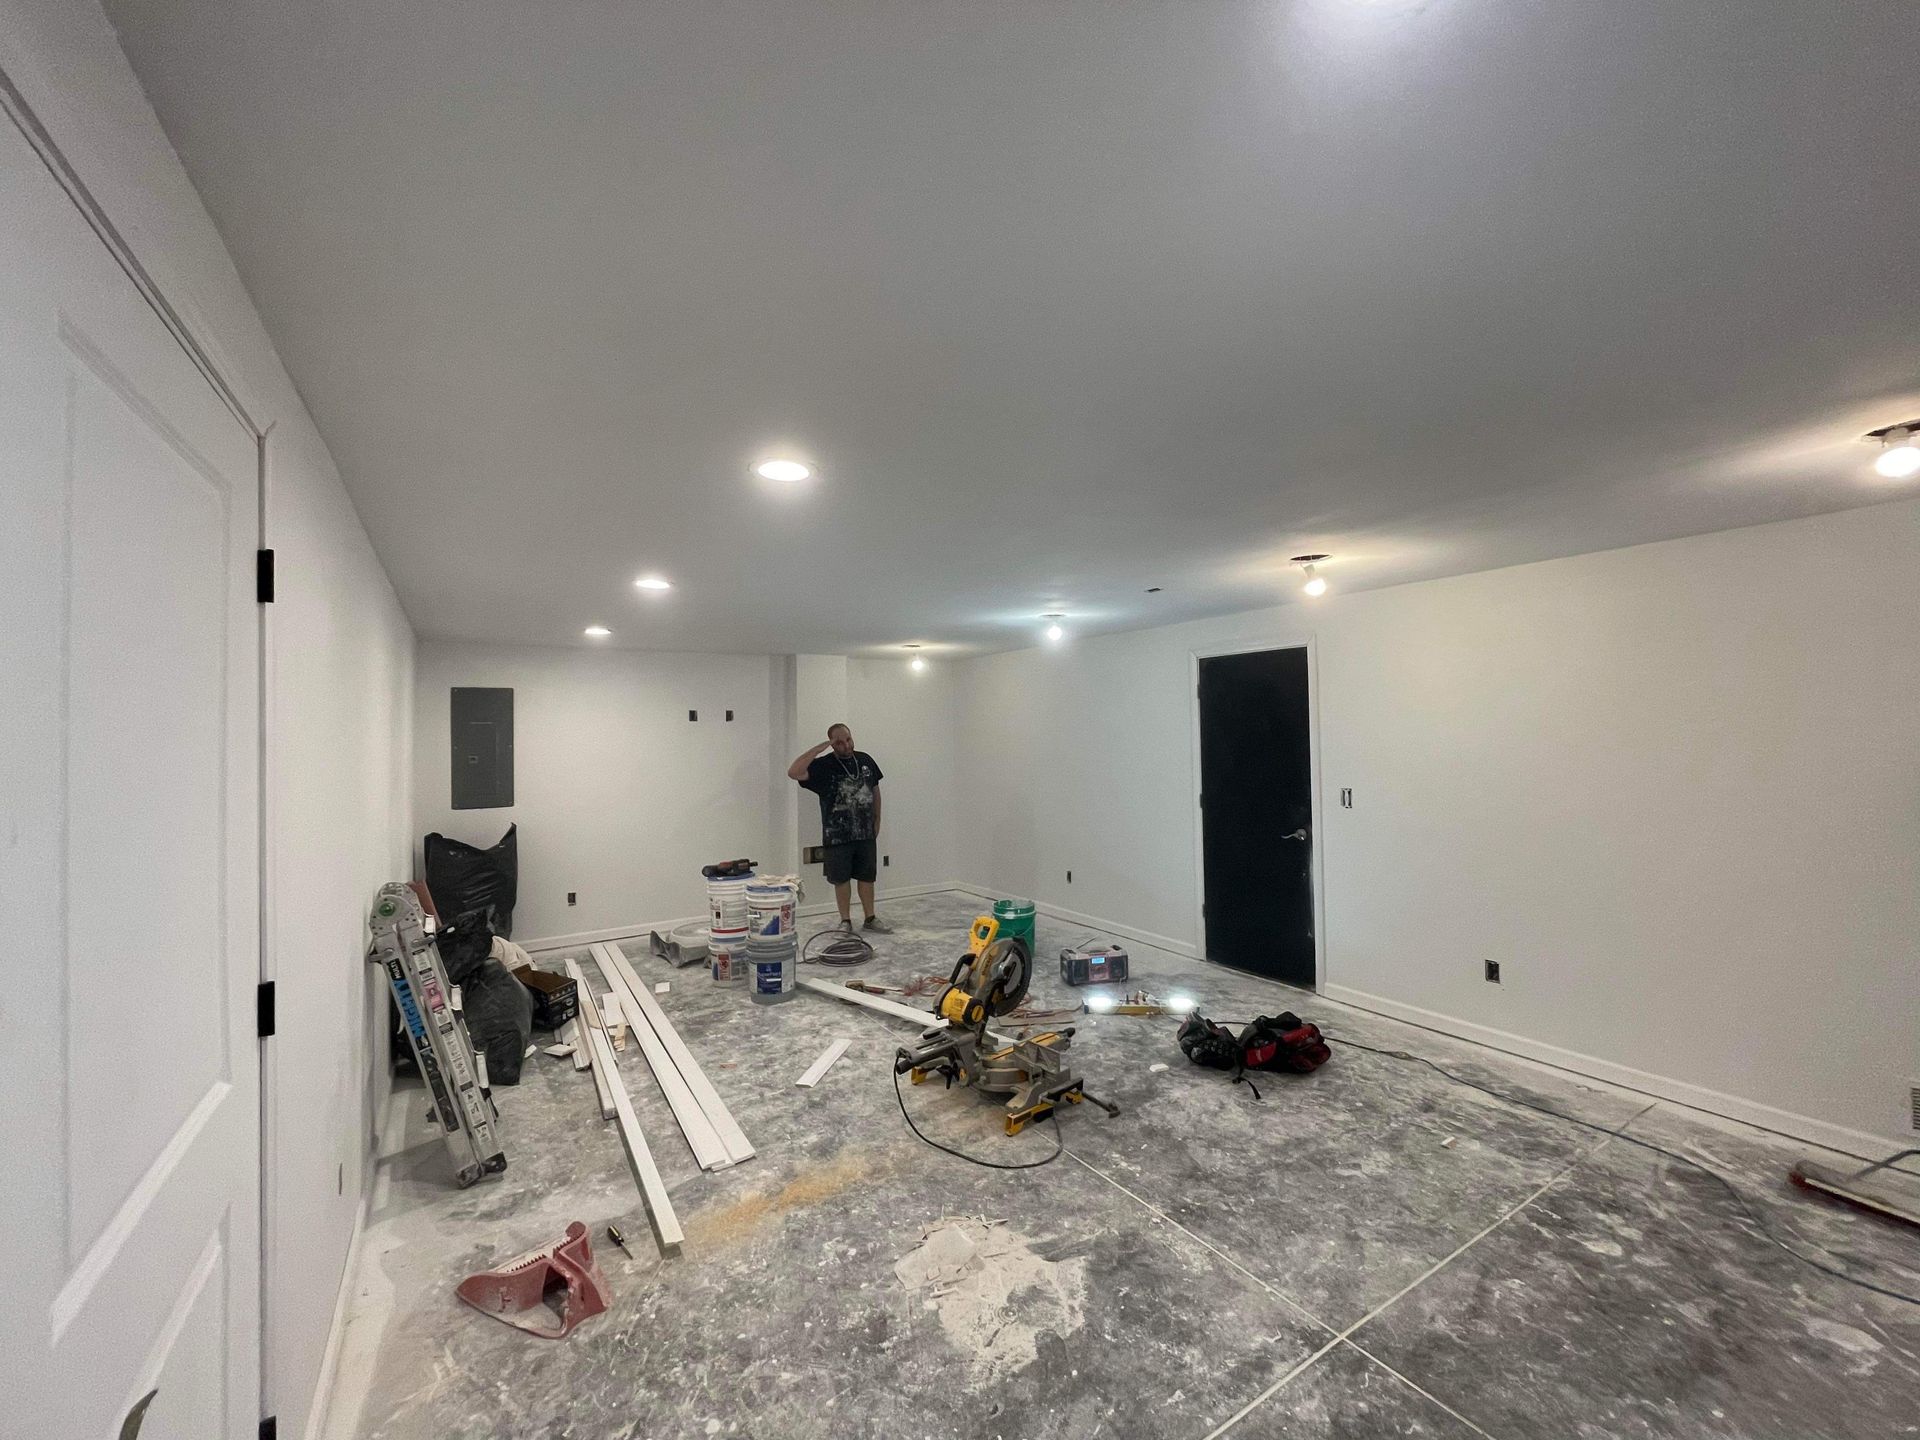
[957,500,1920,1150]
[0,8,417,1437]
[847,656,962,893]
[414,643,778,942]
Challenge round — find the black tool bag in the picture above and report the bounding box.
[1178,1011,1330,1097]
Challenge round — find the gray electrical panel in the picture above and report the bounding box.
[450,687,514,809]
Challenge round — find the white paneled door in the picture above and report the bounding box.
[0,107,262,1440]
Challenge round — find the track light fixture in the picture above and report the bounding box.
[1872,425,1920,479]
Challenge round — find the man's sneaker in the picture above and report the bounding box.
[862,915,893,934]
[837,918,853,933]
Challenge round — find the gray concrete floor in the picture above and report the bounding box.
[321,892,1920,1439]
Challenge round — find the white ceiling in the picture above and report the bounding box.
[105,0,1918,655]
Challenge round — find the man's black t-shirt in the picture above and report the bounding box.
[800,750,884,846]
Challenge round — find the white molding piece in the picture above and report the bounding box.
[795,1039,851,1089]
[945,884,1201,960]
[796,977,947,1028]
[298,1171,373,1440]
[521,882,964,954]
[582,1004,683,1254]
[1323,984,1897,1162]
[560,1018,589,1073]
[597,943,755,1165]
[563,959,616,1121]
[589,946,730,1171]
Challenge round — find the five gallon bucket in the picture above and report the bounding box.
[709,925,749,984]
[746,880,798,941]
[707,872,754,931]
[992,897,1037,956]
[748,933,797,1003]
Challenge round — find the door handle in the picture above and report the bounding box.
[1281,828,1309,842]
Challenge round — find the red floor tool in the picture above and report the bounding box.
[1790,1149,1920,1229]
[456,1221,611,1337]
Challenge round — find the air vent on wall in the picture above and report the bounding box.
[1907,1078,1920,1138]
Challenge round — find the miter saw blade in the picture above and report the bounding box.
[983,936,1033,1015]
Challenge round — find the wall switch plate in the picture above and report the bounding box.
[1484,959,1501,983]
[1341,787,1353,808]
[567,891,577,906]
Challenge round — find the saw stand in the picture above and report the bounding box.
[368,883,508,1186]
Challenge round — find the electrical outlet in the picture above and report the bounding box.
[567,891,577,906]
[1067,869,1073,883]
[882,854,890,867]
[1341,787,1353,808]
[688,709,698,721]
[1484,959,1501,984]
[725,709,734,721]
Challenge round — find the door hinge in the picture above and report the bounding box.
[257,981,276,1038]
[259,1418,277,1440]
[256,548,275,603]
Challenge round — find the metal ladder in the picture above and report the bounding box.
[368,882,508,1186]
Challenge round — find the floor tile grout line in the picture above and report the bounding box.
[1205,1102,1658,1440]
[1339,1338,1502,1440]
[1198,1336,1347,1440]
[1062,1147,1342,1339]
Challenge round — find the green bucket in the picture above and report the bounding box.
[991,897,1037,956]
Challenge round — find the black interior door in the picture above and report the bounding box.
[1199,648,1314,986]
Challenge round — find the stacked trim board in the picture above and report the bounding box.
[591,943,754,1169]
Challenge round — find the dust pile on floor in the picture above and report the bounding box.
[893,1218,1089,1383]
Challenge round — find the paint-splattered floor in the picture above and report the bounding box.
[321,893,1920,1439]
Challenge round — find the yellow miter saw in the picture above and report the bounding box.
[893,917,1119,1136]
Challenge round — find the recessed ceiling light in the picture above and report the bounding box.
[1044,623,1065,643]
[1872,425,1920,479]
[583,625,611,637]
[634,575,673,591]
[754,458,812,483]
[1291,553,1331,598]
[910,656,928,672]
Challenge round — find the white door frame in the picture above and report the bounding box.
[1188,636,1328,994]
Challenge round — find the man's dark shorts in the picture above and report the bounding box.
[823,838,878,885]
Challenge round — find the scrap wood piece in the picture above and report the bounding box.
[601,991,629,1050]
[597,942,755,1165]
[588,944,731,1171]
[796,1038,852,1089]
[560,1018,590,1072]
[582,1002,683,1254]
[564,958,617,1121]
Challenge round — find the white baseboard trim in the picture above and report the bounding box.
[945,884,1201,960]
[1322,983,1895,1162]
[521,882,967,954]
[300,1170,375,1440]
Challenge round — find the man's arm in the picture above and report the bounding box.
[787,740,831,781]
[871,785,881,838]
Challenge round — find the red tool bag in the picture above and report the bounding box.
[1178,1010,1330,1096]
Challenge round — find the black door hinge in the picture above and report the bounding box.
[257,981,276,1038]
[256,548,275,603]
[259,1418,277,1440]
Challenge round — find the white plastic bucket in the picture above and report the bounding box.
[707,873,754,929]
[709,926,749,984]
[749,944,796,1002]
[745,881,797,940]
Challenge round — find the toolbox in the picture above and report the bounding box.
[1059,942,1129,987]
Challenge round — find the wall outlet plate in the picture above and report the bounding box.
[1484,959,1501,984]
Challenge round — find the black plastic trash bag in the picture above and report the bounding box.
[437,909,532,1086]
[424,825,518,937]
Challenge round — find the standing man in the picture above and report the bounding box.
[789,723,891,933]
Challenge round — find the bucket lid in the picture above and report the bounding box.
[993,897,1036,916]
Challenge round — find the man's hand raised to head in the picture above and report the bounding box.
[787,738,833,780]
